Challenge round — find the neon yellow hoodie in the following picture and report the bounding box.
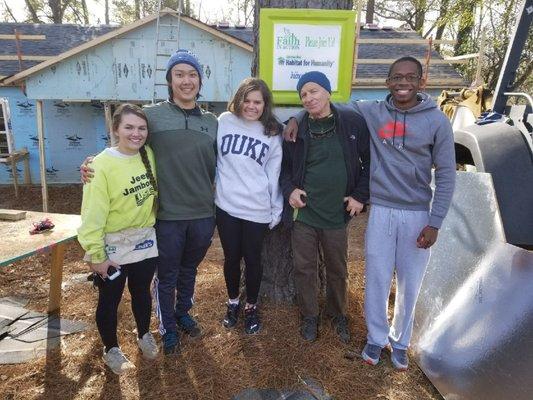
[78,147,157,263]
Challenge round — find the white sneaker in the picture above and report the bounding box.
[137,332,159,360]
[103,347,135,375]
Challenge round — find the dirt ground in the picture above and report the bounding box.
[0,184,442,400]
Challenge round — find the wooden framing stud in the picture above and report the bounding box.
[36,100,48,213]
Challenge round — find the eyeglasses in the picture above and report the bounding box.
[387,74,421,83]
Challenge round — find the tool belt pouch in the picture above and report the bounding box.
[83,227,158,265]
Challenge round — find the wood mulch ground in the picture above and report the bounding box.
[0,184,442,400]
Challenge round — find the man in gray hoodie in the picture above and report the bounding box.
[285,56,456,370]
[357,56,455,370]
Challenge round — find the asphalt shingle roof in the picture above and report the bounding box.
[356,29,464,82]
[217,26,252,45]
[0,23,115,77]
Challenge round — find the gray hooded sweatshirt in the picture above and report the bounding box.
[353,93,455,229]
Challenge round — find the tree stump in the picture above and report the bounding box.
[259,225,295,303]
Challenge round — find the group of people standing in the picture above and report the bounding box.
[77,48,456,376]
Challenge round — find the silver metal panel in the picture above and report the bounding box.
[453,123,533,245]
[412,171,533,400]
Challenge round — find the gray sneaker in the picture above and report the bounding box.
[137,332,159,360]
[391,347,409,370]
[361,343,382,366]
[300,316,318,342]
[103,347,135,375]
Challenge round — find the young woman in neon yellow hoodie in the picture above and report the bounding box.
[78,104,159,374]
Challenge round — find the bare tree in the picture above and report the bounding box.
[478,0,532,92]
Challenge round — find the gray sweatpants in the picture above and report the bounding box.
[364,204,430,350]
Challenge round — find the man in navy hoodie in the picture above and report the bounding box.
[285,57,456,370]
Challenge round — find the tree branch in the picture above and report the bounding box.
[423,20,438,37]
[80,0,89,24]
[24,0,42,23]
[60,0,73,14]
[373,4,411,21]
[68,2,84,24]
[3,0,18,22]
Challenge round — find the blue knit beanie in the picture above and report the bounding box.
[166,49,203,83]
[296,71,331,96]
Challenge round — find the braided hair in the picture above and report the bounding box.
[112,104,158,200]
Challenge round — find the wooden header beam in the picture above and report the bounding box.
[0,34,46,40]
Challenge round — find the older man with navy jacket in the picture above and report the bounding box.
[280,71,370,343]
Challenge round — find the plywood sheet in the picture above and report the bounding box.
[0,210,80,267]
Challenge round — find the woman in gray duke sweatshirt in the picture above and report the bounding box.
[215,77,283,336]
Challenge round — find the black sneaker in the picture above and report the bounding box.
[177,314,201,338]
[300,316,318,342]
[244,305,261,334]
[162,331,180,355]
[332,315,350,344]
[223,302,240,328]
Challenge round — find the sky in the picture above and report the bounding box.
[2,0,245,26]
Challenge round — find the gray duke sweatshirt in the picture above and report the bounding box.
[353,93,456,229]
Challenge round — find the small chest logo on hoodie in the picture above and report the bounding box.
[378,121,406,139]
[378,121,407,149]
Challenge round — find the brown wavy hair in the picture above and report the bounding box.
[228,78,281,136]
[111,104,158,197]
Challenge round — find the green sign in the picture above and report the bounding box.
[259,8,356,105]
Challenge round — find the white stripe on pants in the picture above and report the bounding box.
[364,204,431,350]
